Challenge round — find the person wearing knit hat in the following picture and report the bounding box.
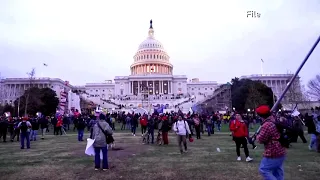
[256,105,271,118]
[256,105,286,180]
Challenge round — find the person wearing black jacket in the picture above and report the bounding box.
[31,118,40,141]
[147,116,155,144]
[131,114,138,136]
[0,118,8,142]
[11,119,20,142]
[8,118,15,141]
[305,113,318,150]
[77,116,86,141]
[51,117,57,135]
[291,116,307,143]
[39,117,48,139]
[160,118,170,145]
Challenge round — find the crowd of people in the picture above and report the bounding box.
[0,107,319,179]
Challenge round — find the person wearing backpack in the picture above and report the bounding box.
[256,105,286,180]
[173,115,191,154]
[17,117,32,149]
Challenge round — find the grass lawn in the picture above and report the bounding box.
[0,128,319,180]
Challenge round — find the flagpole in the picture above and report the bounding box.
[260,59,264,74]
[41,63,48,77]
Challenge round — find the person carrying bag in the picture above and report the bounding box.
[91,114,113,171]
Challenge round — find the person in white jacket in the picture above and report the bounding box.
[173,115,191,154]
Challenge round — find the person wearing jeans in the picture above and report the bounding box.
[256,105,286,180]
[94,146,108,170]
[77,116,86,141]
[173,116,191,154]
[30,118,40,141]
[17,117,32,149]
[92,114,113,171]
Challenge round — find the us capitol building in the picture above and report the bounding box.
[1,20,310,114]
[0,20,219,113]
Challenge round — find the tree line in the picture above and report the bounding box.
[0,87,59,117]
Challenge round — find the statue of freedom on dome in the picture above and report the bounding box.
[150,19,153,29]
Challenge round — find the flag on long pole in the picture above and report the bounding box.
[260,59,264,74]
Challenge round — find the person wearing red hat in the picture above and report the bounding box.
[17,117,32,149]
[229,113,253,162]
[256,105,286,180]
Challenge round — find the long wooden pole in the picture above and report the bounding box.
[252,35,320,140]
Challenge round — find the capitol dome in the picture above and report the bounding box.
[130,20,173,75]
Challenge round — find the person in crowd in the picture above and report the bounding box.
[313,113,320,152]
[110,115,116,130]
[30,117,40,141]
[173,115,191,154]
[193,114,201,139]
[217,114,222,131]
[8,117,15,142]
[92,113,113,171]
[11,118,21,142]
[256,105,286,180]
[77,115,86,141]
[17,117,32,149]
[291,116,307,143]
[160,115,170,145]
[305,113,318,150]
[140,115,148,135]
[89,116,98,139]
[63,115,70,131]
[147,114,155,144]
[0,117,8,142]
[39,116,49,139]
[229,113,253,162]
[51,116,57,135]
[131,114,138,136]
[55,116,63,135]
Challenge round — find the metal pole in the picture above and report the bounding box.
[271,35,320,112]
[252,35,320,140]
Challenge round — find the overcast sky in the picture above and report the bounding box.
[0,0,319,86]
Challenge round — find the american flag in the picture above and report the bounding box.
[261,59,264,63]
[43,63,48,66]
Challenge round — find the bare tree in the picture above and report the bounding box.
[308,74,320,100]
[24,68,36,116]
[285,78,304,110]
